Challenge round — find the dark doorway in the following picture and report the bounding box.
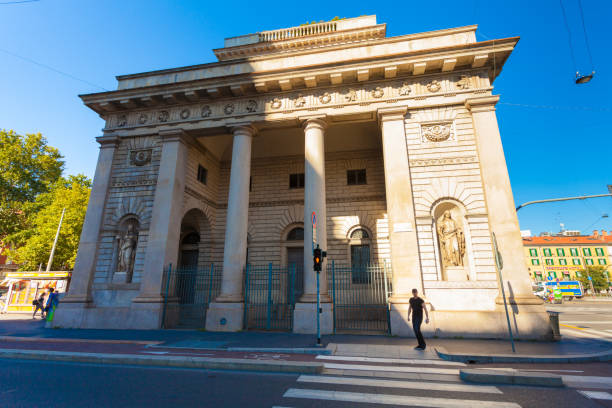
[287,247,304,301]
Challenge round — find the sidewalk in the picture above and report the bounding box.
[0,313,611,370]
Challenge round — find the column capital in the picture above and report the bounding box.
[158,128,190,144]
[377,107,408,124]
[465,95,500,113]
[300,115,328,131]
[96,135,120,148]
[230,123,258,137]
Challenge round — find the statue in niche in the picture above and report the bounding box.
[437,210,466,267]
[117,222,138,275]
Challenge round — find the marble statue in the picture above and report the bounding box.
[117,223,137,274]
[437,210,466,267]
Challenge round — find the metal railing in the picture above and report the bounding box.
[162,264,222,328]
[328,261,392,334]
[244,264,296,331]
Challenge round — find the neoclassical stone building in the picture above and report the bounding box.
[54,16,551,338]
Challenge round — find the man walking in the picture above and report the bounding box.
[407,288,429,350]
[32,293,46,319]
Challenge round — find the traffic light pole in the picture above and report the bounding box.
[316,268,321,346]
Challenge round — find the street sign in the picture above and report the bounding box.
[588,276,593,281]
[311,211,317,247]
[547,276,553,281]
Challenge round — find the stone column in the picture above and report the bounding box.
[130,129,188,328]
[206,124,255,332]
[466,96,549,338]
[378,107,423,336]
[293,115,332,334]
[52,135,118,328]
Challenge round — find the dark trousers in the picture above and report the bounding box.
[412,316,426,348]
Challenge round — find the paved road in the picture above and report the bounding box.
[0,355,605,408]
[548,299,612,342]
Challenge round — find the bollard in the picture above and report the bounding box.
[548,311,561,341]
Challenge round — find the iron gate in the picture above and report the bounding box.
[328,261,392,333]
[244,264,296,331]
[162,264,222,328]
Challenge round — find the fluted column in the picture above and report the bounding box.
[216,124,255,302]
[301,116,330,303]
[293,115,332,334]
[206,124,255,332]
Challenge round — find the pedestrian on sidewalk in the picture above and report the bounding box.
[407,288,429,350]
[44,288,59,321]
[32,294,45,319]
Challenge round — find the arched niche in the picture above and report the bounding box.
[431,199,474,281]
[111,215,140,283]
[178,208,211,270]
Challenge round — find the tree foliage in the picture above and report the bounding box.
[0,130,64,239]
[577,265,609,292]
[5,175,91,271]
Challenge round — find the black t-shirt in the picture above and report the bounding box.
[409,297,424,319]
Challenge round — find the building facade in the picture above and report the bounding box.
[523,230,612,282]
[53,16,551,339]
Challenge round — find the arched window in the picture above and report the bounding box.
[349,228,371,283]
[287,227,304,241]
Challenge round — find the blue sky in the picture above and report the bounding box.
[1,0,610,235]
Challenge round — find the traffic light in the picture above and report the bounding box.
[313,247,322,272]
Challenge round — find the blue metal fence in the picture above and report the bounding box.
[244,263,295,331]
[162,263,222,328]
[328,261,392,334]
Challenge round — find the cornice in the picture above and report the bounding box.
[465,95,500,112]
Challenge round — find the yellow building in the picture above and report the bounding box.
[523,230,612,282]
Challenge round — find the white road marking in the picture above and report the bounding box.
[323,362,459,375]
[563,375,612,389]
[483,368,583,373]
[564,321,612,324]
[316,355,465,366]
[561,328,612,342]
[578,390,612,400]
[297,375,501,394]
[283,388,521,407]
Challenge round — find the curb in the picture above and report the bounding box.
[146,345,332,355]
[0,348,324,374]
[460,368,564,387]
[435,346,612,364]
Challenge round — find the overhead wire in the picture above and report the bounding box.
[559,0,578,73]
[0,47,109,91]
[0,0,40,4]
[577,0,595,70]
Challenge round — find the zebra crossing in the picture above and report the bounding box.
[274,352,523,407]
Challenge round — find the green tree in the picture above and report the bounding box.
[6,175,91,271]
[577,265,609,292]
[0,130,64,239]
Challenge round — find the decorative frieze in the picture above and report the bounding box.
[129,149,152,166]
[105,74,484,130]
[420,122,454,142]
[111,175,157,188]
[409,156,478,167]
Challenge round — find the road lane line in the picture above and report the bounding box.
[283,388,521,407]
[578,391,612,400]
[297,375,501,394]
[315,355,465,366]
[323,362,459,375]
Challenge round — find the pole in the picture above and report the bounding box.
[492,232,516,353]
[516,193,612,211]
[46,207,66,272]
[316,268,321,346]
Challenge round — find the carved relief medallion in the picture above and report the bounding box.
[319,92,331,104]
[138,113,148,124]
[130,149,152,166]
[270,98,282,109]
[246,99,257,112]
[180,109,190,119]
[426,80,441,93]
[370,87,384,98]
[294,94,306,108]
[223,103,235,115]
[158,110,170,122]
[345,89,357,102]
[421,123,453,142]
[399,82,411,96]
[456,75,471,90]
[117,114,127,127]
[201,105,211,117]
